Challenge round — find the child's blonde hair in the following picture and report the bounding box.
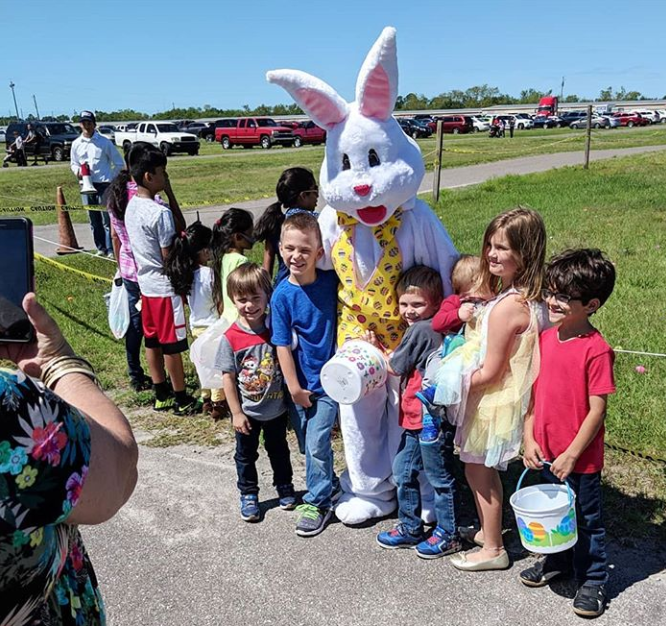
[479,207,546,301]
[451,255,482,295]
[226,263,272,301]
[280,211,322,248]
[396,265,444,306]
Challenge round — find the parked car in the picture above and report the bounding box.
[397,118,433,139]
[570,115,613,129]
[435,115,474,134]
[629,109,658,124]
[510,113,534,129]
[199,119,234,142]
[115,121,200,155]
[470,116,490,133]
[179,122,209,137]
[558,111,588,127]
[531,116,560,129]
[98,125,116,142]
[215,117,296,149]
[0,127,6,143]
[612,112,650,127]
[4,120,79,162]
[292,120,327,146]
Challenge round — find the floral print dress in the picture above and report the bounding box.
[0,368,105,626]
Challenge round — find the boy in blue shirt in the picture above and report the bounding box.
[271,212,338,537]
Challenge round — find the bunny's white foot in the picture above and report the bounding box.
[334,493,397,525]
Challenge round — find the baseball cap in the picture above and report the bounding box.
[79,110,96,123]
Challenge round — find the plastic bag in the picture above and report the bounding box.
[190,317,231,389]
[108,273,130,339]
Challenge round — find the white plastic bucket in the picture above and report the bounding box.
[321,340,388,404]
[509,464,578,554]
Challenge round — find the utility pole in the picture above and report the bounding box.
[560,77,565,101]
[32,94,41,119]
[9,81,19,119]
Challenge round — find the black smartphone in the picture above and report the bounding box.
[0,217,35,343]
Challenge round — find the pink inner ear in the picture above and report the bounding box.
[359,65,391,119]
[295,88,346,130]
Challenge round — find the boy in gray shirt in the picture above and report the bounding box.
[216,263,295,522]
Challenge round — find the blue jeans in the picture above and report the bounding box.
[290,394,338,509]
[393,423,458,537]
[234,413,293,495]
[122,278,145,384]
[81,183,111,254]
[541,467,608,586]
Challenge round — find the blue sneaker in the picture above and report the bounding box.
[416,526,463,559]
[376,524,423,549]
[277,484,297,510]
[419,413,441,444]
[240,494,260,522]
[416,385,437,407]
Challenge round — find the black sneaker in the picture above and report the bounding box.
[573,584,607,618]
[174,395,198,416]
[130,375,152,392]
[519,559,571,587]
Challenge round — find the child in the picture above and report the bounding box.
[448,207,547,572]
[3,131,26,167]
[371,266,462,558]
[164,221,229,420]
[521,249,616,619]
[124,143,197,415]
[216,263,295,522]
[107,142,186,392]
[211,208,254,322]
[253,167,319,284]
[418,255,493,442]
[270,212,339,537]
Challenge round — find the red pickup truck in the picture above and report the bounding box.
[214,117,295,149]
[292,121,326,147]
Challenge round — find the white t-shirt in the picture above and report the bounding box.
[189,266,218,329]
[124,195,176,297]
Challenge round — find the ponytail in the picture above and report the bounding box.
[107,170,132,221]
[164,221,212,298]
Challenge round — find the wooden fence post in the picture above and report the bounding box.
[432,120,444,204]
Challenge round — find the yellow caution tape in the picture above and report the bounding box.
[35,253,113,285]
[0,204,107,213]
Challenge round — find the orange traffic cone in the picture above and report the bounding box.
[55,186,83,255]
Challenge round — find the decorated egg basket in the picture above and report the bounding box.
[509,463,578,554]
[321,340,388,404]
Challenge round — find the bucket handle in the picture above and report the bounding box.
[515,461,574,506]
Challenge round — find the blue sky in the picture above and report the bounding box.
[2,0,664,117]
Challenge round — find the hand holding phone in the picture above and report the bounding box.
[0,218,35,343]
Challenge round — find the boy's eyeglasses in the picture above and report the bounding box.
[541,289,581,305]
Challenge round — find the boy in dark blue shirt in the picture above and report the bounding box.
[271,212,338,537]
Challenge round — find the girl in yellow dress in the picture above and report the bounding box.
[450,207,548,572]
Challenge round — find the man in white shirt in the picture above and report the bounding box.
[70,110,125,257]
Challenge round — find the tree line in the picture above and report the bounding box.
[2,85,660,125]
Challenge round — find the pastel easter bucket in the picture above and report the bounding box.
[321,340,388,404]
[509,463,578,554]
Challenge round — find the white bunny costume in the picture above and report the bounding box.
[268,27,459,524]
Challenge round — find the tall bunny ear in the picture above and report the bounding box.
[266,70,348,130]
[355,26,398,121]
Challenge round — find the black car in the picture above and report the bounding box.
[397,118,433,139]
[179,122,208,137]
[201,119,236,143]
[4,121,79,162]
[531,116,559,129]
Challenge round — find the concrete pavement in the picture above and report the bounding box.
[82,427,666,626]
[34,144,666,258]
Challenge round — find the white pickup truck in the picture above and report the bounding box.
[115,121,200,156]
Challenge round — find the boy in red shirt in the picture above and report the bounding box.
[522,249,616,619]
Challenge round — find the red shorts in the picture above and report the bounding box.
[141,294,188,354]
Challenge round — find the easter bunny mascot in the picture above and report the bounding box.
[267,27,459,524]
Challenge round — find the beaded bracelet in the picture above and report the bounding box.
[42,355,99,390]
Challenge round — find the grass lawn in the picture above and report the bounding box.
[29,150,666,540]
[1,125,665,226]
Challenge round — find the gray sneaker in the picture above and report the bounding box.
[295,503,332,537]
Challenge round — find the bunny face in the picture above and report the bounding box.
[267,27,425,227]
[320,104,424,225]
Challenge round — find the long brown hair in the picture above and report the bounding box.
[478,207,546,301]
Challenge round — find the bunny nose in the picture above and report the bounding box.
[354,184,372,197]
